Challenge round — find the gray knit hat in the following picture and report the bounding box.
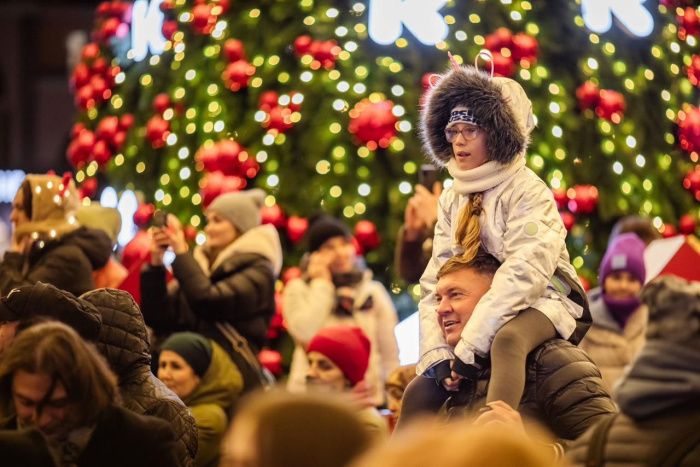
[641,275,700,347]
[207,188,265,234]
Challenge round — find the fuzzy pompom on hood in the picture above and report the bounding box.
[420,65,535,166]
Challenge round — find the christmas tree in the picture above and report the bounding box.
[68,0,700,292]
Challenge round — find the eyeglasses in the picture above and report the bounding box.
[445,125,480,143]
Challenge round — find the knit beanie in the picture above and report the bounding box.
[14,174,80,239]
[599,233,647,286]
[75,204,122,245]
[207,188,265,235]
[161,332,213,377]
[306,215,351,252]
[641,275,700,349]
[306,326,371,385]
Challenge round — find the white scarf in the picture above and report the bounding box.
[447,156,526,195]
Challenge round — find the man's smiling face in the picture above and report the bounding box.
[435,266,494,347]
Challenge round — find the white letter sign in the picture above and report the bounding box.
[581,0,654,37]
[131,0,167,62]
[368,0,449,46]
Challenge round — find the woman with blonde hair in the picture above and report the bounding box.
[0,321,181,467]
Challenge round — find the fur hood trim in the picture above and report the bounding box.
[420,65,534,166]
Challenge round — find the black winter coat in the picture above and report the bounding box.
[80,288,198,467]
[448,339,616,441]
[141,252,276,388]
[0,227,111,297]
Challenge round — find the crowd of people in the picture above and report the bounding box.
[0,60,699,467]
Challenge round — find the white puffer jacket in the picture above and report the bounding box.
[417,162,586,375]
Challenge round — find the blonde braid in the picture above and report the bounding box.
[455,192,484,263]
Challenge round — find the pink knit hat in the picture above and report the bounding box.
[307,326,371,385]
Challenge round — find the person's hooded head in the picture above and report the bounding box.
[599,233,646,327]
[420,61,534,169]
[10,174,80,240]
[205,188,265,250]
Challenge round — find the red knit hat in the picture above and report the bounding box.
[307,326,371,385]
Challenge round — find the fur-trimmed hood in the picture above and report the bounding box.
[420,65,534,166]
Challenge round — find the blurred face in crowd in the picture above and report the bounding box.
[386,385,404,415]
[447,123,489,171]
[10,189,30,229]
[204,211,238,251]
[12,370,77,438]
[604,271,642,300]
[158,351,201,400]
[435,267,494,347]
[306,351,348,393]
[0,322,19,356]
[319,236,356,274]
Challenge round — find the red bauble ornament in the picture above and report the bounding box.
[258,349,283,377]
[133,203,155,228]
[72,63,91,89]
[679,214,697,234]
[241,157,260,179]
[578,276,591,292]
[286,216,309,244]
[678,107,700,154]
[264,106,294,133]
[259,91,279,112]
[491,52,515,78]
[683,167,700,192]
[192,4,214,32]
[282,266,303,284]
[216,140,246,175]
[91,57,108,76]
[511,33,538,63]
[576,81,600,110]
[196,144,220,172]
[662,223,678,238]
[354,220,380,251]
[262,204,286,229]
[76,130,96,156]
[159,0,175,13]
[67,141,89,168]
[552,188,568,210]
[293,35,313,56]
[595,90,625,122]
[348,98,398,149]
[145,115,170,149]
[223,38,246,62]
[560,211,576,231]
[162,20,178,41]
[200,172,246,207]
[485,27,514,53]
[310,40,340,69]
[71,122,86,139]
[113,131,126,149]
[89,75,109,102]
[121,230,151,272]
[422,72,439,91]
[81,43,101,62]
[91,139,112,165]
[119,113,134,130]
[153,93,171,114]
[568,185,599,214]
[677,7,700,38]
[96,116,119,143]
[76,85,95,110]
[223,60,256,92]
[100,17,121,43]
[108,1,129,18]
[79,178,98,199]
[687,55,700,87]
